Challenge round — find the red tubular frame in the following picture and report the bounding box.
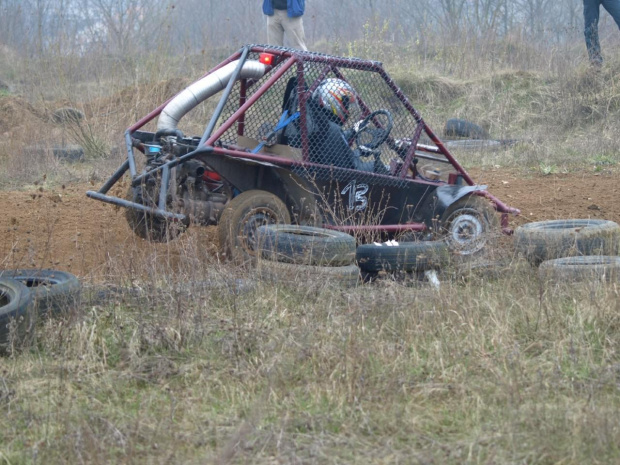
[97,44,519,237]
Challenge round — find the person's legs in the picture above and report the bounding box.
[584,0,603,64]
[601,0,620,29]
[282,16,308,51]
[267,10,285,46]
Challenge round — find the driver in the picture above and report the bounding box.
[308,78,387,173]
[305,78,358,168]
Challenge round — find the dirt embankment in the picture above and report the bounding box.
[1,167,618,280]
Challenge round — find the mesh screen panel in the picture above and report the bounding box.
[211,46,457,189]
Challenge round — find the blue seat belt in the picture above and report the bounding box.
[251,110,300,153]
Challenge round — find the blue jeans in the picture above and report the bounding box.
[584,0,620,63]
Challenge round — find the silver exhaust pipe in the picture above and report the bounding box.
[157,60,267,132]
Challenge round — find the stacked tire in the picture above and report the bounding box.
[355,240,450,277]
[256,225,360,287]
[0,269,81,348]
[514,219,620,284]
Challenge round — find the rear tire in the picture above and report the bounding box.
[218,190,291,265]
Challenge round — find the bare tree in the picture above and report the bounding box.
[0,0,594,59]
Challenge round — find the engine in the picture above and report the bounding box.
[138,134,229,227]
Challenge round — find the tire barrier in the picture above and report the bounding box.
[444,118,489,140]
[356,240,450,273]
[539,256,620,284]
[257,260,360,288]
[52,145,85,163]
[1,269,81,315]
[254,224,359,287]
[257,224,356,266]
[0,269,81,349]
[514,219,620,266]
[0,278,33,346]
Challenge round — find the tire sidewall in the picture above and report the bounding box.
[218,190,291,264]
[515,219,620,265]
[356,241,449,272]
[257,225,356,266]
[0,278,33,346]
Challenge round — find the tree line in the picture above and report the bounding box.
[0,0,613,58]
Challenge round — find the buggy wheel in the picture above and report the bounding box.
[218,190,291,265]
[257,225,356,266]
[355,241,449,272]
[515,219,620,266]
[0,278,33,346]
[439,195,499,256]
[125,184,187,242]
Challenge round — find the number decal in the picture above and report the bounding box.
[341,180,369,212]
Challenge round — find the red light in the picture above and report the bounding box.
[259,53,275,65]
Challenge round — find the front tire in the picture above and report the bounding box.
[439,195,499,256]
[218,190,291,265]
[125,183,186,242]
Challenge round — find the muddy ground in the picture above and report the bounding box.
[1,166,618,281]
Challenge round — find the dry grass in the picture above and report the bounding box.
[1,251,620,463]
[2,36,620,189]
[1,35,620,463]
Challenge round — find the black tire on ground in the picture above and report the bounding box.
[0,269,81,316]
[439,195,500,256]
[444,118,489,140]
[218,190,291,265]
[257,225,356,266]
[0,278,33,345]
[514,219,620,266]
[356,241,450,273]
[258,260,360,288]
[539,256,620,284]
[52,107,85,124]
[125,184,187,242]
[52,145,85,162]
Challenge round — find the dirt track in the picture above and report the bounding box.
[1,167,618,280]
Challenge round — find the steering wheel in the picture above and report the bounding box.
[354,109,394,153]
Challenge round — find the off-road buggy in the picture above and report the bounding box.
[87,44,519,262]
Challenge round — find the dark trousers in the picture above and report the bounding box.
[584,0,620,63]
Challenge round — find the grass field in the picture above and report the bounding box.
[2,259,620,463]
[1,34,620,464]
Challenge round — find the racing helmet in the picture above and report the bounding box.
[312,78,357,125]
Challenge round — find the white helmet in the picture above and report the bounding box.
[312,78,357,124]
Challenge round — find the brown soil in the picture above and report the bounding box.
[0,96,47,136]
[1,167,618,280]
